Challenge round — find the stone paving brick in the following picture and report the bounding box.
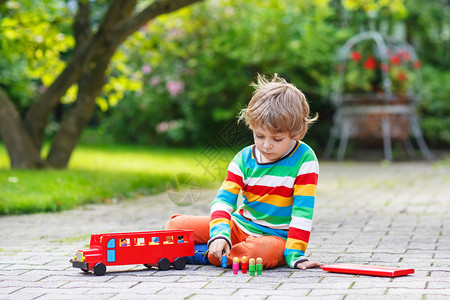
[190,295,265,300]
[285,296,344,300]
[352,279,426,289]
[0,287,22,294]
[423,296,450,300]
[307,288,352,297]
[233,288,310,297]
[387,287,446,296]
[83,286,161,295]
[110,295,187,300]
[205,280,280,290]
[61,281,137,289]
[345,295,423,300]
[8,287,93,296]
[427,281,450,289]
[278,281,353,290]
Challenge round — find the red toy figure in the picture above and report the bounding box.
[71,229,194,276]
[241,256,248,274]
[232,257,240,274]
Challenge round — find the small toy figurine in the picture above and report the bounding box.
[249,258,256,276]
[241,256,248,274]
[232,257,240,274]
[256,257,263,275]
[221,254,228,268]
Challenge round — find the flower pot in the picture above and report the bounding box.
[342,94,412,146]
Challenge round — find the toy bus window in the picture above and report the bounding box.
[120,238,130,247]
[164,236,174,244]
[135,237,145,246]
[107,238,115,248]
[177,235,186,243]
[149,237,159,245]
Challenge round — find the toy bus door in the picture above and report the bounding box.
[106,238,116,263]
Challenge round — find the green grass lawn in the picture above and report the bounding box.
[0,143,232,215]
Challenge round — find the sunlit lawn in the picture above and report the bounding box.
[0,143,232,215]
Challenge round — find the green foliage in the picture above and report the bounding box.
[402,1,450,148]
[102,0,341,146]
[418,66,450,147]
[0,143,222,215]
[342,0,407,18]
[0,0,74,112]
[404,0,450,69]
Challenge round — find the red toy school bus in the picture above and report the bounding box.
[71,229,194,275]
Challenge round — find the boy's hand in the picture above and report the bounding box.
[297,260,324,270]
[209,239,231,260]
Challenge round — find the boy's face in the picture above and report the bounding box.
[253,127,298,163]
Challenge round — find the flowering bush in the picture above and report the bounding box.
[342,48,422,95]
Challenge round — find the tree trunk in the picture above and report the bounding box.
[0,88,47,168]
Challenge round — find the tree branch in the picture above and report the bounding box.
[47,45,117,168]
[73,0,91,51]
[99,0,137,32]
[112,0,203,43]
[23,35,101,150]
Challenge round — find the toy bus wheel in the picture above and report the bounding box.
[144,264,152,268]
[82,269,89,273]
[93,262,106,276]
[173,257,186,270]
[158,258,171,271]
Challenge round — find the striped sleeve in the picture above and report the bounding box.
[284,156,319,268]
[208,157,244,248]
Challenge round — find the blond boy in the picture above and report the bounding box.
[167,74,322,269]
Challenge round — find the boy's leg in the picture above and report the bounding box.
[207,220,286,269]
[231,235,287,269]
[165,214,210,244]
[168,216,286,268]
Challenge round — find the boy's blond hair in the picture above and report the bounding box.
[239,73,318,140]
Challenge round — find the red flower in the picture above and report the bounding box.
[390,54,401,65]
[399,50,410,61]
[350,51,362,62]
[397,72,408,81]
[363,56,376,70]
[413,60,422,69]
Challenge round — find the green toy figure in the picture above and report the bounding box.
[249,258,256,276]
[256,257,263,275]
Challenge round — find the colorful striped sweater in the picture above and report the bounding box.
[208,141,319,268]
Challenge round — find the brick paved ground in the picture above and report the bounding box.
[0,161,449,299]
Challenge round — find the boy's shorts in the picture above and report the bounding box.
[166,214,286,269]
